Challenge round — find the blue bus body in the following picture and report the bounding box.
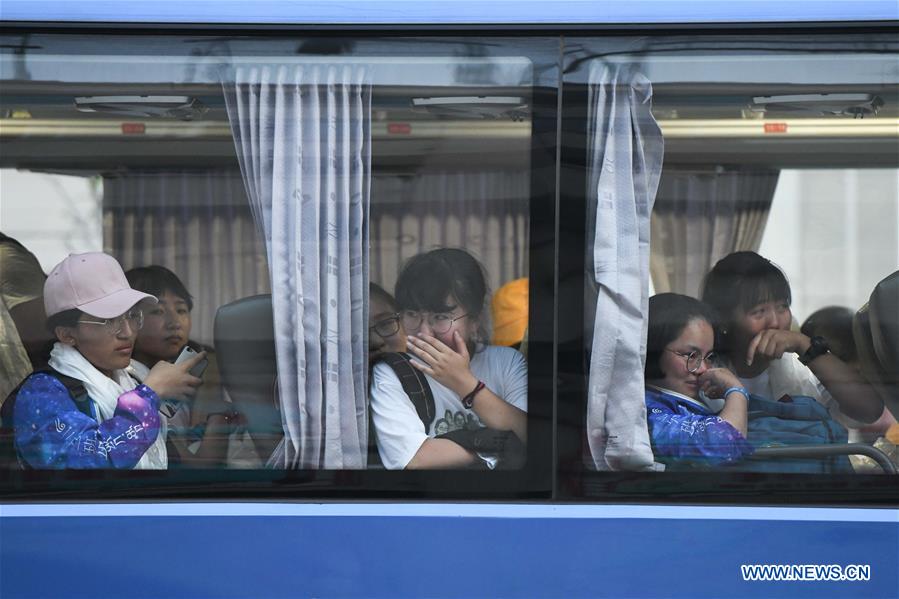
[2,503,897,598]
[1,2,897,598]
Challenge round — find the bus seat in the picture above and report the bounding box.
[853,270,899,421]
[214,294,283,462]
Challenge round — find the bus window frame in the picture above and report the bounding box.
[555,28,899,506]
[0,30,561,502]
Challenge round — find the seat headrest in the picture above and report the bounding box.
[869,270,899,375]
[854,271,899,421]
[214,294,281,460]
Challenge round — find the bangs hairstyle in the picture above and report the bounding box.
[701,251,791,320]
[125,265,193,311]
[645,293,720,380]
[395,248,488,317]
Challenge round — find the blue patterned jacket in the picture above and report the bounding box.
[645,385,754,469]
[13,373,162,469]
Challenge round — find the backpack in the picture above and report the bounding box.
[370,352,525,469]
[0,369,91,470]
[739,393,853,473]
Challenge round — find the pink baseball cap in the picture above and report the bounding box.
[44,252,157,319]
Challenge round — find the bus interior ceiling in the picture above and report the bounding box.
[2,79,898,175]
[0,83,532,174]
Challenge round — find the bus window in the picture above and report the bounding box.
[559,33,899,485]
[0,32,557,494]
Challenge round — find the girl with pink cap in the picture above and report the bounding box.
[6,252,204,469]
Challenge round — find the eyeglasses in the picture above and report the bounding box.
[78,309,144,336]
[400,310,468,335]
[370,313,401,338]
[667,349,719,374]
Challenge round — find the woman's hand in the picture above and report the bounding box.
[699,367,749,436]
[746,330,811,366]
[698,367,743,399]
[143,351,205,401]
[406,331,477,397]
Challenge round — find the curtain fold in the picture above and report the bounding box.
[223,64,371,469]
[650,168,779,297]
[370,170,529,294]
[103,170,270,347]
[585,63,664,471]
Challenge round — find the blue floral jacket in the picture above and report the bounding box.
[645,385,754,469]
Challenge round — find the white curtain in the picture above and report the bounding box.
[650,168,779,297]
[223,64,371,469]
[103,170,271,347]
[370,170,529,293]
[585,63,664,471]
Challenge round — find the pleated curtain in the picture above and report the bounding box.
[650,168,779,297]
[370,170,529,294]
[585,63,664,471]
[223,64,371,469]
[103,170,271,348]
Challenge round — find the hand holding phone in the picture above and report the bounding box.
[175,345,209,378]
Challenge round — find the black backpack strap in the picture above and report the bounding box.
[376,352,435,433]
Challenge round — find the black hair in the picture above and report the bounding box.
[701,251,791,324]
[645,293,720,380]
[46,308,82,334]
[395,248,488,316]
[801,306,857,363]
[395,248,490,347]
[125,265,193,311]
[369,282,398,312]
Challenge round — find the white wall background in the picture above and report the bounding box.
[759,168,899,323]
[1,170,103,271]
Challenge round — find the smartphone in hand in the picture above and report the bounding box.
[175,345,208,378]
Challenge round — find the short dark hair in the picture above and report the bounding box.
[701,251,791,321]
[370,282,398,312]
[395,248,490,348]
[125,265,193,311]
[645,293,720,380]
[46,308,81,333]
[395,248,488,317]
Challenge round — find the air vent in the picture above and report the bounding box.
[73,96,208,121]
[411,96,528,121]
[751,94,883,118]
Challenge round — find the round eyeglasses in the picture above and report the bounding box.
[78,309,144,336]
[667,349,719,374]
[370,313,401,338]
[400,310,468,335]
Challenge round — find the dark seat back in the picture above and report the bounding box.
[853,270,899,420]
[214,294,282,461]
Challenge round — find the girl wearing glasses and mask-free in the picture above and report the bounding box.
[369,248,527,470]
[644,293,754,470]
[7,252,204,469]
[368,283,407,364]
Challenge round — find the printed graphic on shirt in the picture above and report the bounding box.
[432,409,480,436]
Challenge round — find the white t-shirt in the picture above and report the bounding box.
[370,345,528,470]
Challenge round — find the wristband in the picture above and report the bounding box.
[461,380,486,409]
[723,386,750,401]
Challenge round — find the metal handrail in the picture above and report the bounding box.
[751,443,896,474]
